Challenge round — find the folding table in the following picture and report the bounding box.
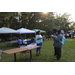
[2,46,40,62]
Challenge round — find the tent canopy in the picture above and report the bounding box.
[17,28,35,34]
[32,29,46,33]
[0,27,19,34]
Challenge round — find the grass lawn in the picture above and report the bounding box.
[0,38,75,62]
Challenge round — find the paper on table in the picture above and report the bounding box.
[27,43,37,49]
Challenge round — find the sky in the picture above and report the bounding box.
[57,12,75,22]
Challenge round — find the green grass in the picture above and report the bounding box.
[1,38,75,62]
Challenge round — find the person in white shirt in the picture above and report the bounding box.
[23,38,27,45]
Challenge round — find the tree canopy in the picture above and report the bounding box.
[0,12,74,34]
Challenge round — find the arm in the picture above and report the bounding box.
[55,35,60,41]
[36,35,42,40]
[37,38,42,40]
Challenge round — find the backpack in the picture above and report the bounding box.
[60,36,66,45]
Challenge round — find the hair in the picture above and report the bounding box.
[36,31,40,35]
[58,30,61,34]
[53,29,57,33]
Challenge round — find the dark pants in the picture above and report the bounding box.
[56,48,61,60]
[54,47,57,55]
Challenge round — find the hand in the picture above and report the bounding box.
[53,36,56,38]
[54,37,56,39]
[51,36,56,39]
[37,38,42,40]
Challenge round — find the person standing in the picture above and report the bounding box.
[36,31,43,56]
[18,37,22,47]
[23,37,27,45]
[53,29,58,56]
[54,30,63,60]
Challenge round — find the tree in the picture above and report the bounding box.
[0,12,13,27]
[19,12,30,28]
[0,12,73,34]
[0,12,20,29]
[54,13,71,32]
[70,22,75,29]
[27,12,55,33]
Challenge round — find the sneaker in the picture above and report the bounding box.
[55,58,60,60]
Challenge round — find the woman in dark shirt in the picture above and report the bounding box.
[54,30,63,60]
[53,29,58,56]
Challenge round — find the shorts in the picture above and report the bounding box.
[36,42,42,51]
